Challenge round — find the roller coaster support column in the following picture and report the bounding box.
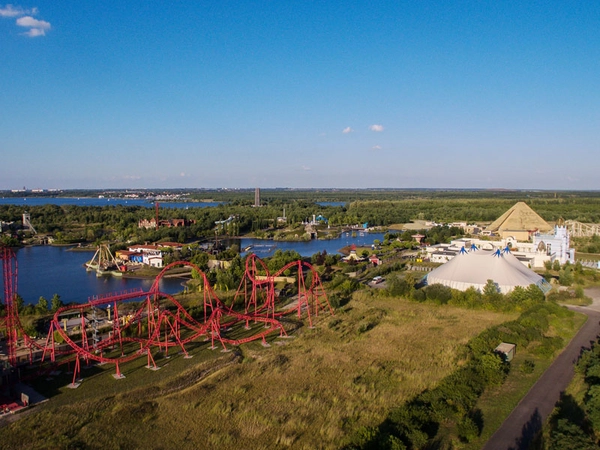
[71,355,81,387]
[1,246,19,367]
[41,321,57,363]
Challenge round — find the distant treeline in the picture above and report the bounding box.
[4,187,600,206]
[2,190,600,246]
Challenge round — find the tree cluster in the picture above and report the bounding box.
[545,339,600,448]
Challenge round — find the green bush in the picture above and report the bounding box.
[423,284,453,304]
[520,359,535,374]
[410,289,426,302]
[585,385,600,433]
[477,353,507,386]
[532,336,564,358]
[386,275,412,298]
[457,416,479,442]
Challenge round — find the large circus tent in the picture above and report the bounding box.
[425,247,549,294]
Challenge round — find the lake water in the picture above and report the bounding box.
[1,198,347,209]
[4,231,386,305]
[316,201,346,207]
[8,246,185,306]
[0,197,222,209]
[239,231,386,258]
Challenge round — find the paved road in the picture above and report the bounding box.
[483,287,600,450]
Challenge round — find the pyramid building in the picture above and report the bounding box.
[486,202,552,240]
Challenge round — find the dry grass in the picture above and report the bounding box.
[0,293,514,450]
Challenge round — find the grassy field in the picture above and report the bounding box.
[0,293,515,450]
[456,309,587,449]
[576,252,600,262]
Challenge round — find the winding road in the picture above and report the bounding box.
[483,287,600,450]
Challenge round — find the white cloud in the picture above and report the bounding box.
[342,127,353,134]
[16,15,50,37]
[22,26,44,37]
[1,6,50,37]
[369,124,384,132]
[17,15,49,28]
[302,165,312,171]
[0,4,26,17]
[371,145,382,151]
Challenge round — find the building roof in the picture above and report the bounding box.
[426,248,545,294]
[129,245,160,251]
[158,242,184,248]
[486,202,552,234]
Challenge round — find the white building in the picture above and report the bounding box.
[532,226,575,266]
[425,226,574,269]
[128,245,163,268]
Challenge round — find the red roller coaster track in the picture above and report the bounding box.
[0,247,333,386]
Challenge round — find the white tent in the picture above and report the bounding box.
[426,248,547,294]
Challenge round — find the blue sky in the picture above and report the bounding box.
[1,2,598,190]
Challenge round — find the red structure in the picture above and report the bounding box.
[1,246,19,367]
[0,247,333,387]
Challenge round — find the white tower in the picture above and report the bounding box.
[22,212,36,234]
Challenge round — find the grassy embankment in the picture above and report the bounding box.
[458,309,587,449]
[0,292,514,450]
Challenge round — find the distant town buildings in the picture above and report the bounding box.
[138,218,196,229]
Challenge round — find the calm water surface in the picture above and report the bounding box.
[316,201,346,207]
[10,246,184,305]
[5,231,385,305]
[239,231,386,258]
[0,197,222,208]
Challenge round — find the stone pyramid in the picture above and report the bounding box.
[487,202,552,233]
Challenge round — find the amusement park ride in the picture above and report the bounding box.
[0,245,333,388]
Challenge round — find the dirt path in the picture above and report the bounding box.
[482,288,600,450]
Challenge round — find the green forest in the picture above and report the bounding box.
[2,189,600,248]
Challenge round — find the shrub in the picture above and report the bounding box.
[477,353,507,386]
[559,266,574,286]
[585,385,600,433]
[411,289,426,302]
[532,336,564,358]
[457,416,479,442]
[424,284,453,304]
[386,275,412,298]
[520,359,535,374]
[53,329,65,344]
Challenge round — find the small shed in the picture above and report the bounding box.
[369,255,382,266]
[495,342,516,362]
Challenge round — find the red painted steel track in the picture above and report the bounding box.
[0,247,332,385]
